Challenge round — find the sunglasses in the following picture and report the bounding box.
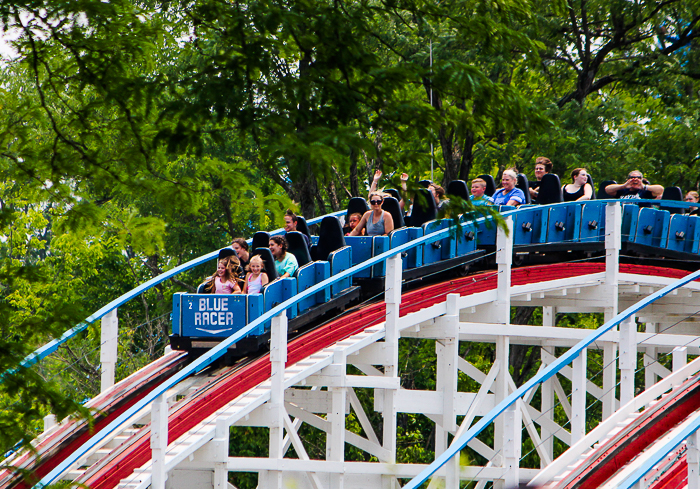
[627,175,643,180]
[370,199,383,205]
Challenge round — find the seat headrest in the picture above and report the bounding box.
[538,173,563,205]
[347,197,370,220]
[286,231,312,267]
[252,231,271,251]
[381,196,404,229]
[410,188,437,227]
[477,174,497,197]
[516,174,532,204]
[447,180,469,200]
[312,216,346,262]
[295,216,311,238]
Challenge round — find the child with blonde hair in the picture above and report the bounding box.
[243,255,269,294]
[202,249,242,294]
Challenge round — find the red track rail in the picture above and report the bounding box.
[33,264,700,488]
[1,351,188,489]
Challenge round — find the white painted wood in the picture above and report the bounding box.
[571,349,587,444]
[673,346,688,372]
[151,394,168,489]
[689,430,700,489]
[502,401,522,489]
[100,308,118,392]
[619,315,637,406]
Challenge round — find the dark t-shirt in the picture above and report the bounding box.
[615,188,654,200]
[529,181,541,203]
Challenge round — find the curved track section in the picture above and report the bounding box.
[32,263,697,489]
[0,351,188,489]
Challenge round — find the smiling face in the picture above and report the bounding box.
[250,261,262,274]
[575,169,588,186]
[284,215,295,232]
[232,242,247,259]
[217,260,226,277]
[534,164,546,181]
[471,182,486,198]
[501,174,516,191]
[269,239,281,257]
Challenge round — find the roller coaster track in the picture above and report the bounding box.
[6,201,700,489]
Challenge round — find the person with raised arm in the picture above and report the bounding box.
[605,170,663,200]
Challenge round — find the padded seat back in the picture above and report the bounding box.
[382,196,404,229]
[660,186,683,214]
[477,174,497,197]
[286,231,312,267]
[311,216,346,262]
[597,180,616,199]
[587,174,596,200]
[347,197,370,220]
[295,216,311,239]
[252,231,271,251]
[251,247,279,281]
[517,174,531,204]
[385,188,401,202]
[419,179,432,188]
[447,180,469,200]
[410,188,438,228]
[538,173,563,205]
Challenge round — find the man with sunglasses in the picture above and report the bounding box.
[605,171,663,200]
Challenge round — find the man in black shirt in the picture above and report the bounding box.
[605,171,663,200]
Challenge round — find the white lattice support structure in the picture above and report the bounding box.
[327,348,348,489]
[673,346,688,372]
[101,308,119,393]
[603,202,621,421]
[644,322,658,391]
[151,394,168,489]
[493,216,513,489]
[619,314,637,406]
[540,307,555,467]
[264,311,288,489]
[436,294,460,489]
[53,212,700,489]
[503,400,522,489]
[382,252,402,489]
[689,430,700,489]
[571,348,587,445]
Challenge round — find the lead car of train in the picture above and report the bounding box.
[170,182,700,357]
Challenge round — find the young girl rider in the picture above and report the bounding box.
[243,255,269,294]
[202,249,242,294]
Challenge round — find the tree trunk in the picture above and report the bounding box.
[458,130,475,182]
[349,146,360,197]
